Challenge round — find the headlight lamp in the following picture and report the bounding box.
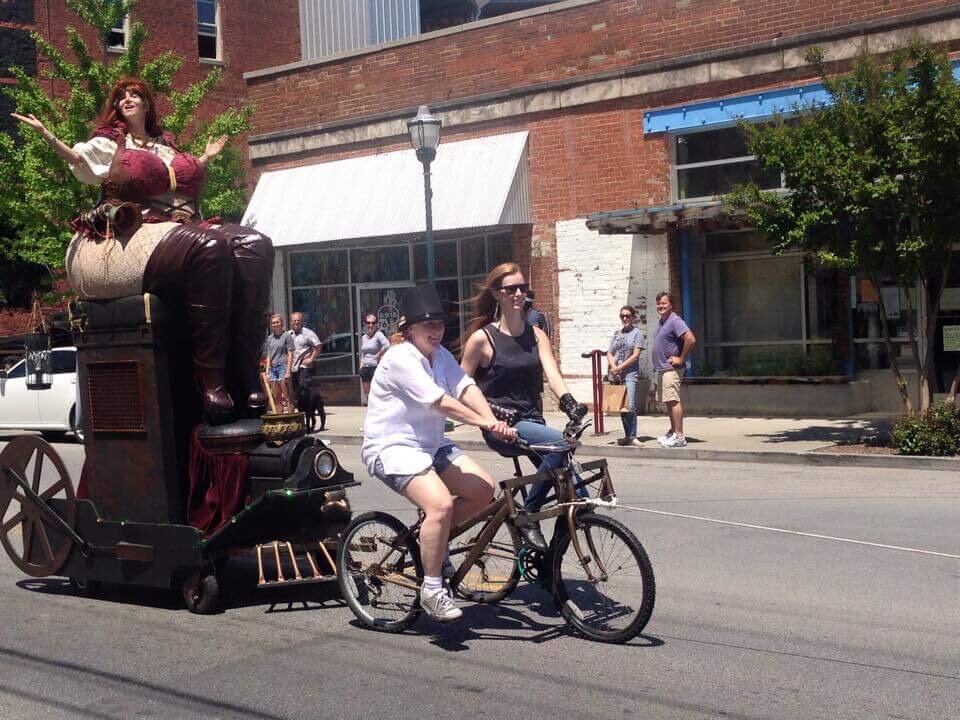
[313,448,338,480]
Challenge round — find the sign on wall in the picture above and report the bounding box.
[943,325,960,353]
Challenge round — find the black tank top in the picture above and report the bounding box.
[475,322,543,420]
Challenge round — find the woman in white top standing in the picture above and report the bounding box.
[361,285,515,622]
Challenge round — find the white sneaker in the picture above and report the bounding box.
[662,434,687,448]
[656,430,675,446]
[420,587,462,622]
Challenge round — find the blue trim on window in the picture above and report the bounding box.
[644,61,960,134]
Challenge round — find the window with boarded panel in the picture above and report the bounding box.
[86,361,145,433]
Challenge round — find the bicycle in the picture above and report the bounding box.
[335,420,656,644]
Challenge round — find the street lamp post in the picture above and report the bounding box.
[407,105,442,282]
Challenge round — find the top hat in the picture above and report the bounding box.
[398,284,449,330]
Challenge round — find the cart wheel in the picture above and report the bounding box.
[68,576,102,598]
[182,570,221,614]
[0,437,77,577]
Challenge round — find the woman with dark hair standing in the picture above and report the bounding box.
[358,312,389,404]
[460,263,588,553]
[608,305,646,446]
[12,77,273,424]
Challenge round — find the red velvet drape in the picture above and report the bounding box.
[187,427,248,536]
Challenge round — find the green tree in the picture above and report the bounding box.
[728,41,960,412]
[0,0,254,272]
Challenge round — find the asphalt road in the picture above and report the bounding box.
[0,437,957,719]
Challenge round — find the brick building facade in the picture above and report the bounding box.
[240,0,960,411]
[0,0,300,338]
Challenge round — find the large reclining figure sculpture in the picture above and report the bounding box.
[15,77,271,425]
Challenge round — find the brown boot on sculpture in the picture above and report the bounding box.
[196,366,235,425]
[221,224,275,416]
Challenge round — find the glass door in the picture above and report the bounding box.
[357,283,414,343]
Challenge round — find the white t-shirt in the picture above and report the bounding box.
[361,342,475,477]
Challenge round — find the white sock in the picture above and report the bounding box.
[422,575,442,594]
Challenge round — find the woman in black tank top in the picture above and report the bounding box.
[461,262,588,551]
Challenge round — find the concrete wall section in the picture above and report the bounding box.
[556,218,668,400]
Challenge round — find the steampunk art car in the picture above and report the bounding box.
[0,294,358,613]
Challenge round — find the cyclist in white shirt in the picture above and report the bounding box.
[361,285,516,622]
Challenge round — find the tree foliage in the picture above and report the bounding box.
[0,0,254,270]
[727,40,960,410]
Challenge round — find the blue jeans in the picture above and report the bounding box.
[484,419,588,512]
[620,373,639,439]
[267,362,287,381]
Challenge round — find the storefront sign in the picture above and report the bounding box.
[943,325,960,353]
[377,305,400,334]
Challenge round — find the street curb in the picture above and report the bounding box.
[316,435,960,472]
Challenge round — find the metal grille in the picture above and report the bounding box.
[86,361,145,433]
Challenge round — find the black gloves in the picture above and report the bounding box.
[559,393,588,423]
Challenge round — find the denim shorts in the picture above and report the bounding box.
[372,444,463,493]
[267,362,287,381]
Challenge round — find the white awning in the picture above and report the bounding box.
[242,131,531,247]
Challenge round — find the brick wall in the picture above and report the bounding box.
[246,0,956,136]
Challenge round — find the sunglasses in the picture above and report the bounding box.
[620,314,634,320]
[498,283,529,295]
[365,320,377,324]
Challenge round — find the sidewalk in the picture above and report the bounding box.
[313,406,958,471]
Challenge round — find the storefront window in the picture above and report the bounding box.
[414,241,458,280]
[350,246,410,283]
[851,275,916,371]
[461,237,486,276]
[695,231,843,376]
[488,233,514,267]
[290,250,348,287]
[288,230,518,377]
[704,255,802,343]
[674,126,785,202]
[291,287,354,375]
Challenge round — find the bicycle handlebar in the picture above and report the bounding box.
[487,401,591,453]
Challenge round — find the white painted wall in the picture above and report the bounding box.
[556,219,669,402]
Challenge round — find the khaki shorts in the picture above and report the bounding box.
[656,368,684,404]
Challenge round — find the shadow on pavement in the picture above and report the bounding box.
[747,418,891,445]
[15,555,344,615]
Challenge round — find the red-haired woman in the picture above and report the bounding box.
[13,77,272,424]
[460,262,588,552]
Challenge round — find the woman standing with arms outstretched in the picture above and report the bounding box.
[460,263,587,553]
[12,77,273,425]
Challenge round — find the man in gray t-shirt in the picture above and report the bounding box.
[262,314,295,411]
[652,292,696,448]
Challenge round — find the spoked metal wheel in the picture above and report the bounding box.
[336,511,422,633]
[0,437,77,577]
[452,520,521,603]
[551,512,655,644]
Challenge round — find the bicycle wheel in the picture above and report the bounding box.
[551,512,655,644]
[336,511,422,633]
[452,519,521,604]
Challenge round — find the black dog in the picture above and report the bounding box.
[296,380,327,432]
